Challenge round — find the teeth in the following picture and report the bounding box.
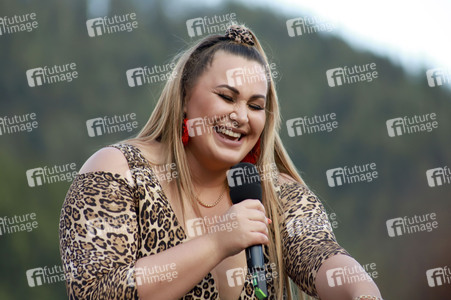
[217,127,241,139]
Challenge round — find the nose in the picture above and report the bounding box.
[232,101,249,125]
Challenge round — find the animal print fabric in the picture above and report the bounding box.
[59,143,349,299]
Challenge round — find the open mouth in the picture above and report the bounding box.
[214,126,244,141]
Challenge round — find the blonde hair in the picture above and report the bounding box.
[129,25,306,299]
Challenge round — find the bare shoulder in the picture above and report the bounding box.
[78,147,129,176]
[78,139,165,176]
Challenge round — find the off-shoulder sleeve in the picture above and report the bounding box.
[59,172,139,299]
[278,181,350,298]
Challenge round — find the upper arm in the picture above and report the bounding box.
[60,146,139,299]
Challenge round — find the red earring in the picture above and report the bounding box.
[182,118,189,146]
[241,138,261,164]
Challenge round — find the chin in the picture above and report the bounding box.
[219,156,242,166]
[212,152,243,167]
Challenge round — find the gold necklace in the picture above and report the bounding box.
[196,184,227,208]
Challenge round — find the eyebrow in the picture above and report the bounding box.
[216,84,266,101]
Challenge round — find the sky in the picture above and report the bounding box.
[89,0,451,74]
[242,0,451,74]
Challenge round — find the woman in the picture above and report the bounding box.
[59,25,382,299]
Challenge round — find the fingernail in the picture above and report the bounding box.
[267,218,272,225]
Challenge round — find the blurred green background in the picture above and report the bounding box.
[0,0,450,299]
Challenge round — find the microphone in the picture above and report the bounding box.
[227,162,268,300]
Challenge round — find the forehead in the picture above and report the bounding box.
[205,51,269,93]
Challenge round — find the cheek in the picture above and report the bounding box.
[252,112,266,135]
[185,93,203,117]
[186,91,222,117]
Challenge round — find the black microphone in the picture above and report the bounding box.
[227,162,268,300]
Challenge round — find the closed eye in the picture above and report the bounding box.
[214,89,266,111]
[215,92,234,102]
[249,103,264,110]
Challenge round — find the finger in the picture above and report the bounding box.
[250,231,269,245]
[239,199,266,214]
[244,209,268,224]
[247,218,269,235]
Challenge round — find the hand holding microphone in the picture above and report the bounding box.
[226,162,269,300]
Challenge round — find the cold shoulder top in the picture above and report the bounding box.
[59,143,349,299]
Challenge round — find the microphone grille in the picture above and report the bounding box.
[227,162,262,204]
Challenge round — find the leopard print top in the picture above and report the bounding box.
[59,143,349,299]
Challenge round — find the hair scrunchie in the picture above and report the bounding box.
[225,25,255,46]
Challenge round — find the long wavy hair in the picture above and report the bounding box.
[128,25,307,299]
